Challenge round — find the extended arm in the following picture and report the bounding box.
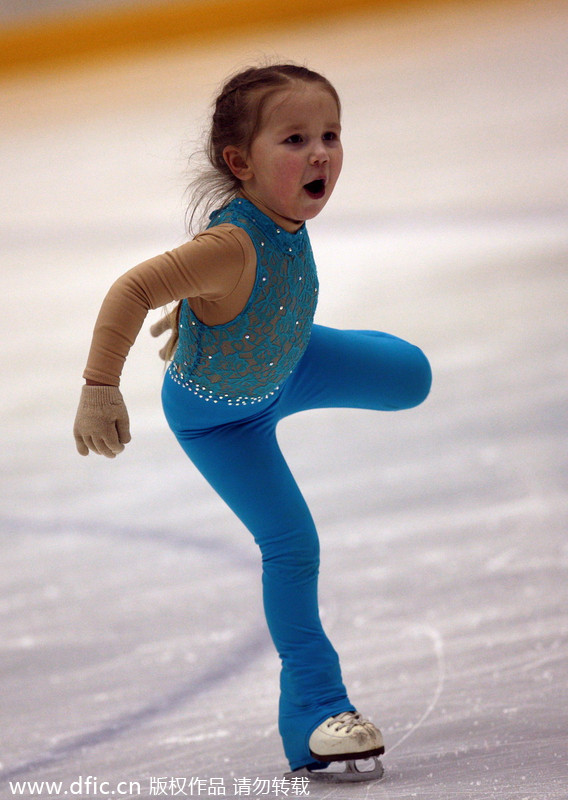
[74,225,254,456]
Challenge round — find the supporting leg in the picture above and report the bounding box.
[162,381,354,769]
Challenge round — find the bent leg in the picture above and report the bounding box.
[279,325,432,416]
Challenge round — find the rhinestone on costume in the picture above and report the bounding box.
[171,197,317,407]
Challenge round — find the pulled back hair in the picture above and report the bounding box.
[185,63,341,234]
[161,64,340,363]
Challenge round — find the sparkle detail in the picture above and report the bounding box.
[171,197,318,401]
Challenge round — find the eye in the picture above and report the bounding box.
[284,134,304,144]
[323,131,339,142]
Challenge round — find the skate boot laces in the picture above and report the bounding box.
[325,711,370,734]
[308,710,384,763]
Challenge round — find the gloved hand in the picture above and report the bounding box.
[74,385,131,457]
[150,311,177,361]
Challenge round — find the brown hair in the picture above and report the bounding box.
[162,64,341,362]
[185,63,341,234]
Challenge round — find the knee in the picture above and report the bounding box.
[401,344,432,409]
[261,526,320,582]
[414,346,432,405]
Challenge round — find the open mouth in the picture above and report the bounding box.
[303,179,326,199]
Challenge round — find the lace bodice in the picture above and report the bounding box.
[170,198,319,403]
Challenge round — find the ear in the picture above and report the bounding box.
[223,146,254,181]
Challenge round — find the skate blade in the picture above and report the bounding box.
[286,757,384,783]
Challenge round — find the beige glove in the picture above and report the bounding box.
[150,310,177,361]
[74,385,131,458]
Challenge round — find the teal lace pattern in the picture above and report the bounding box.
[170,198,319,403]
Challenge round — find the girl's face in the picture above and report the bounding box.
[225,82,343,227]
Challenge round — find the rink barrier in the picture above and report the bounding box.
[2,0,451,76]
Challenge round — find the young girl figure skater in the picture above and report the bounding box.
[74,64,431,781]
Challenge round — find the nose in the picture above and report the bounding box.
[309,142,329,166]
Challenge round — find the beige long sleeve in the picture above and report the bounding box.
[82,224,256,385]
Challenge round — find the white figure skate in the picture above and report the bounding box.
[285,711,385,783]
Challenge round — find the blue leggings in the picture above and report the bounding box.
[162,325,431,769]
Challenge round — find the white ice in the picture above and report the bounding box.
[1,2,567,798]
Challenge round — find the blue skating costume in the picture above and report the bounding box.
[162,198,431,769]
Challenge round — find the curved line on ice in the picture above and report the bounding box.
[0,625,270,785]
[0,515,268,785]
[387,624,445,754]
[0,514,259,568]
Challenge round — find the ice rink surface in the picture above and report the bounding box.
[1,1,567,798]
